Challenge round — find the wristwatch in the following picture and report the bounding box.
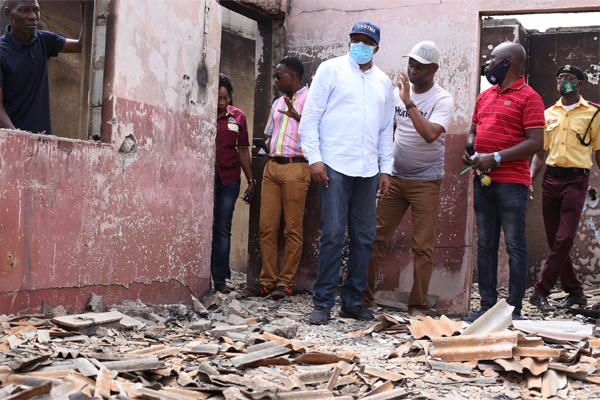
[405,102,416,111]
[493,152,501,163]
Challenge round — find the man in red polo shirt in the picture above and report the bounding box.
[462,41,545,322]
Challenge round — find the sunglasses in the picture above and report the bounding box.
[275,73,294,80]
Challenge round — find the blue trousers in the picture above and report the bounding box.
[313,165,379,309]
[210,173,240,287]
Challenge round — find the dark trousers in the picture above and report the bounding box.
[473,179,529,315]
[533,173,587,297]
[313,165,379,309]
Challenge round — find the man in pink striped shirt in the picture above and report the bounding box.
[462,42,545,322]
[245,57,310,300]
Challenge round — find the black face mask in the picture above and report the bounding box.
[485,58,509,85]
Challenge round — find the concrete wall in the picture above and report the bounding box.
[0,0,222,315]
[271,0,598,315]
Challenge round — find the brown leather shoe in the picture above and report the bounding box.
[555,294,587,309]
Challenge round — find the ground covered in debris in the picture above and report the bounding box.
[1,273,600,400]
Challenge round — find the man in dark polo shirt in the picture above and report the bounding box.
[462,41,545,322]
[0,0,85,135]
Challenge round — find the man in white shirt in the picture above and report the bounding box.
[299,21,395,325]
[361,41,454,317]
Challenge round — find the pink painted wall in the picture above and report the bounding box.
[0,0,222,315]
[284,0,597,315]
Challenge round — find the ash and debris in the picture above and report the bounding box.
[1,272,600,399]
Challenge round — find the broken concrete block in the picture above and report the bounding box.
[191,295,209,317]
[263,317,299,339]
[53,305,67,317]
[190,319,213,331]
[226,299,246,318]
[226,314,248,326]
[87,293,103,313]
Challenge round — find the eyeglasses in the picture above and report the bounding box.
[557,76,579,83]
[275,73,292,80]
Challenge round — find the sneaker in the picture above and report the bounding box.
[462,308,488,323]
[529,294,555,312]
[214,283,231,294]
[339,305,375,321]
[272,286,292,300]
[555,294,587,309]
[309,306,331,325]
[243,284,274,297]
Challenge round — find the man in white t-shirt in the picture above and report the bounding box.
[362,41,454,317]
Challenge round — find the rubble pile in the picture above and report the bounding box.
[1,278,600,400]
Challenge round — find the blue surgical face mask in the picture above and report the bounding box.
[484,58,509,85]
[349,42,375,65]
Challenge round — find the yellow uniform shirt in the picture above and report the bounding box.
[544,96,600,169]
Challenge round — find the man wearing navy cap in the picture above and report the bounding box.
[299,21,395,324]
[0,0,85,135]
[529,65,600,311]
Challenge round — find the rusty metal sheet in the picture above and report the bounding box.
[408,315,462,340]
[462,299,514,336]
[277,389,334,399]
[230,345,292,368]
[512,346,563,358]
[512,320,593,342]
[520,357,549,376]
[361,366,404,382]
[430,332,518,362]
[541,369,567,398]
[494,358,523,373]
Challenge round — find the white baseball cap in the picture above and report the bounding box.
[404,41,440,65]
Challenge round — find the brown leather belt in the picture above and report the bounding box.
[272,157,307,164]
[546,166,589,178]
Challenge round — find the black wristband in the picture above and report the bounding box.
[405,102,416,110]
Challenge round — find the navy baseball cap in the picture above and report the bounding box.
[349,21,380,45]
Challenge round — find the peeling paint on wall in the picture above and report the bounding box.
[0,0,223,315]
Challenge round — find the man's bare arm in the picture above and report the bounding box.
[471,128,544,171]
[0,88,16,130]
[61,0,85,54]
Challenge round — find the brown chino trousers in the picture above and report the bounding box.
[259,159,311,289]
[363,176,442,314]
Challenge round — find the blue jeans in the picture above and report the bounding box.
[473,178,528,315]
[313,165,379,309]
[211,173,240,287]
